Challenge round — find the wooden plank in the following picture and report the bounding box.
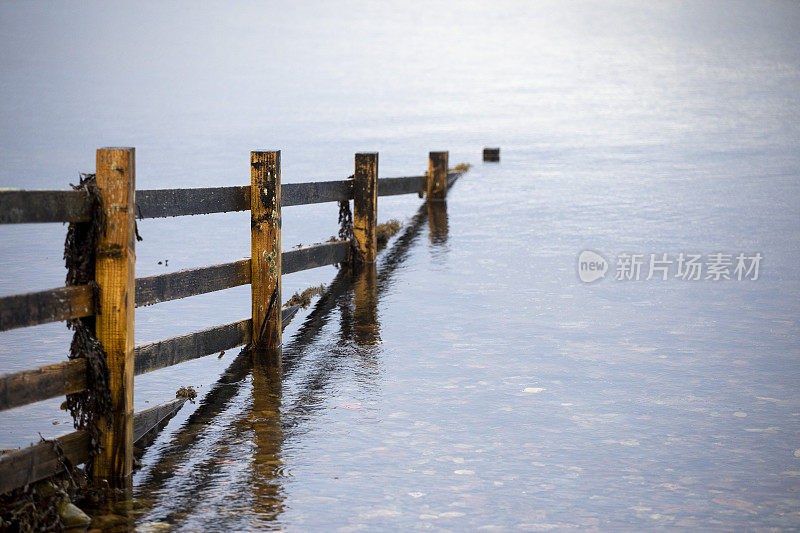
[0,190,91,224]
[0,359,87,412]
[447,171,460,188]
[135,260,250,308]
[93,147,136,485]
[427,151,449,201]
[0,285,93,332]
[282,180,352,207]
[134,242,347,310]
[134,319,251,376]
[283,241,349,275]
[377,175,425,197]
[354,153,378,262]
[251,151,281,367]
[0,174,420,225]
[281,304,300,328]
[136,187,249,219]
[133,398,186,443]
[133,308,298,376]
[0,431,91,494]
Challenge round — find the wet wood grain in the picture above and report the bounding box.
[0,359,87,412]
[0,431,91,494]
[136,187,250,218]
[377,175,425,197]
[0,190,91,224]
[427,152,449,200]
[93,147,136,484]
[133,398,186,443]
[0,285,94,332]
[135,260,251,307]
[250,151,281,367]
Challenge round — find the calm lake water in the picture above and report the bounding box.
[1,0,799,530]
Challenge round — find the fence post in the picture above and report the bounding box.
[353,152,378,263]
[250,150,281,367]
[427,151,448,201]
[93,147,136,485]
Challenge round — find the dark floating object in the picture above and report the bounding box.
[483,147,500,162]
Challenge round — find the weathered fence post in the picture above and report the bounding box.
[427,151,448,201]
[93,147,136,485]
[353,152,378,263]
[483,147,500,162]
[250,150,281,367]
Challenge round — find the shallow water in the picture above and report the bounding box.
[1,0,799,530]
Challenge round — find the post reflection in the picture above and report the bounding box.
[426,200,449,245]
[249,363,286,526]
[353,262,380,347]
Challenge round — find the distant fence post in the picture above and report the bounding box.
[483,147,500,162]
[427,151,448,201]
[353,152,378,263]
[250,150,282,367]
[93,147,136,485]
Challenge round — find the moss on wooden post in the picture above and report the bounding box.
[250,151,281,367]
[92,147,136,485]
[353,153,378,263]
[427,151,448,201]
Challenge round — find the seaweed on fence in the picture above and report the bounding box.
[284,284,326,309]
[336,175,363,270]
[376,219,402,249]
[0,437,92,532]
[62,173,112,466]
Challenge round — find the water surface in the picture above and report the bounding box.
[1,1,799,530]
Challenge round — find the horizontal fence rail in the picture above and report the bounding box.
[0,397,187,493]
[137,187,249,219]
[0,285,94,332]
[135,260,250,308]
[0,175,436,224]
[0,190,91,224]
[134,319,251,376]
[283,241,349,274]
[0,359,87,412]
[282,179,352,207]
[0,430,91,494]
[132,398,187,443]
[135,241,349,308]
[134,305,300,376]
[0,147,465,494]
[377,175,425,197]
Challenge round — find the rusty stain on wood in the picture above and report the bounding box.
[92,147,136,485]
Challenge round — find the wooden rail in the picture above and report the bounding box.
[0,148,461,493]
[0,175,429,224]
[0,285,94,332]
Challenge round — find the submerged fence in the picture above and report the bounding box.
[0,148,459,492]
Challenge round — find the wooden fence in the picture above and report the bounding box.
[0,148,458,493]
